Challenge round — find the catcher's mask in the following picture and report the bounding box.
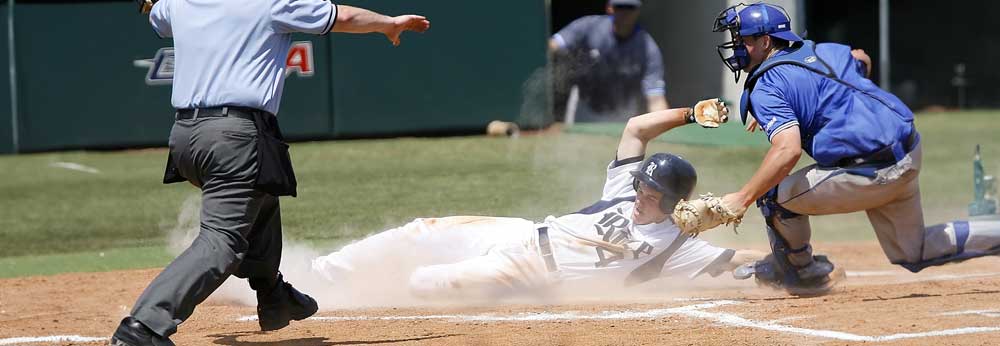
[630,153,697,213]
[713,2,801,82]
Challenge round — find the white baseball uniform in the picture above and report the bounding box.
[311,160,731,299]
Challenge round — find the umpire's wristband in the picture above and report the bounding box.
[684,107,696,124]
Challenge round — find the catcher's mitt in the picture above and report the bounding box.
[687,98,730,128]
[672,193,743,236]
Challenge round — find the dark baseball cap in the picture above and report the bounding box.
[610,0,642,7]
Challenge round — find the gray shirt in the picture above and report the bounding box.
[553,15,665,120]
[150,0,337,115]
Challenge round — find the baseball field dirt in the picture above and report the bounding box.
[2,242,999,346]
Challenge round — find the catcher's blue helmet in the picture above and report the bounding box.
[630,153,697,213]
[713,3,801,81]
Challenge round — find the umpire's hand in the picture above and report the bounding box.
[333,6,430,46]
[384,15,431,46]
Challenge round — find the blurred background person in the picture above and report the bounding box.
[549,0,668,123]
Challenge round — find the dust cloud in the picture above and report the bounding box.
[165,198,451,309]
[165,198,757,312]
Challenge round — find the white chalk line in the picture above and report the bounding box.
[922,272,1000,281]
[847,270,1000,282]
[0,335,106,345]
[767,315,815,324]
[847,270,899,277]
[49,162,101,174]
[942,310,1000,318]
[238,300,1000,342]
[673,302,1000,342]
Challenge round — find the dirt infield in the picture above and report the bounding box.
[3,242,1000,346]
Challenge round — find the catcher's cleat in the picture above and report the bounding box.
[109,317,174,346]
[256,278,318,332]
[739,255,845,297]
[784,266,846,297]
[796,258,835,281]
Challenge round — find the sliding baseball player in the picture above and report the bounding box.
[311,100,754,299]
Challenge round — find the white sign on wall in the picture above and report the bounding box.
[133,41,316,86]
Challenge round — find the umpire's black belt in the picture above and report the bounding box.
[537,226,558,272]
[175,106,269,122]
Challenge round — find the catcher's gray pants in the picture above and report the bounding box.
[132,116,282,338]
[771,144,930,265]
[771,143,1000,269]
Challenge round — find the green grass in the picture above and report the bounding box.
[0,110,997,277]
[0,246,173,279]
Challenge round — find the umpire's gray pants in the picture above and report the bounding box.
[132,117,282,338]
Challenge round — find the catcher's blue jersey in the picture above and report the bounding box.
[743,41,916,167]
[149,0,336,115]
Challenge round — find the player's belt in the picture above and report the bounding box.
[537,226,558,272]
[175,106,267,122]
[833,127,919,168]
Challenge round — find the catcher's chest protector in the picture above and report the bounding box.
[739,40,916,167]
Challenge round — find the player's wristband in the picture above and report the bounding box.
[684,107,696,124]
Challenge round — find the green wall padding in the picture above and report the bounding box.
[0,1,549,153]
[0,1,13,154]
[329,0,549,137]
[15,2,173,151]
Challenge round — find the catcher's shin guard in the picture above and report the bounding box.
[739,188,837,295]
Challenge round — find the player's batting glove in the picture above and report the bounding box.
[686,98,730,128]
[672,193,743,236]
[136,0,156,14]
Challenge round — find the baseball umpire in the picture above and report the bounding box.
[111,1,429,345]
[711,3,1000,295]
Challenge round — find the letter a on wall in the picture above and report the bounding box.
[285,42,315,77]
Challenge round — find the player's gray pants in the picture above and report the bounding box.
[131,117,282,338]
[768,143,1000,270]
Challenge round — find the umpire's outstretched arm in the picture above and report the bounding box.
[332,5,430,46]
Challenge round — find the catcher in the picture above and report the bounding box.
[311,99,752,299]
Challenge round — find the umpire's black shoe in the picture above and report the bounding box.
[109,317,175,346]
[256,277,318,332]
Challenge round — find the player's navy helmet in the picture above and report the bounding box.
[713,3,800,81]
[630,153,697,213]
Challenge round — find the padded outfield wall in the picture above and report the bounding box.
[1,1,11,154]
[0,0,548,153]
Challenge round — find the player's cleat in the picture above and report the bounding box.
[256,278,319,332]
[109,317,175,346]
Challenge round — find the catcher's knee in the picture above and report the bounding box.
[757,187,807,252]
[756,186,801,221]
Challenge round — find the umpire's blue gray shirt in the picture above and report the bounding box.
[553,15,665,117]
[150,0,337,115]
